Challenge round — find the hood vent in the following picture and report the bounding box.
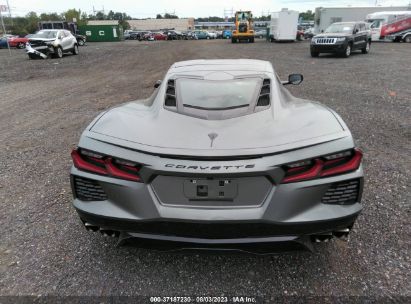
[165,79,176,107]
[257,79,270,107]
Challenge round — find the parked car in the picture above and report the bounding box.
[185,31,197,40]
[8,36,29,49]
[153,32,167,41]
[165,30,183,40]
[143,32,155,41]
[310,21,371,58]
[215,30,223,39]
[194,30,210,40]
[0,36,8,48]
[304,27,315,39]
[71,59,364,252]
[296,30,304,41]
[26,29,79,59]
[129,31,146,41]
[255,29,267,38]
[75,33,86,46]
[222,29,232,39]
[207,31,218,39]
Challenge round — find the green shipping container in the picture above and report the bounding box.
[78,25,123,42]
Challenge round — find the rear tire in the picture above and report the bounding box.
[362,41,370,54]
[404,35,411,43]
[17,42,25,49]
[310,50,319,57]
[78,39,85,46]
[72,44,79,55]
[54,46,63,58]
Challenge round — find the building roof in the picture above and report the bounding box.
[87,20,119,26]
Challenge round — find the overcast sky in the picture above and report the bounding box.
[6,0,410,18]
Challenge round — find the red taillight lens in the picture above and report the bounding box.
[105,158,141,182]
[282,149,362,184]
[282,159,323,183]
[320,148,363,177]
[71,149,142,182]
[71,149,108,175]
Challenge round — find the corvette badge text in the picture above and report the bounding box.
[165,164,256,170]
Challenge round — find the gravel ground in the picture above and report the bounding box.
[0,40,410,300]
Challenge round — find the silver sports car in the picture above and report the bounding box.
[71,59,364,253]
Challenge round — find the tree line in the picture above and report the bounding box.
[2,9,131,36]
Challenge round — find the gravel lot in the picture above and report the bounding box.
[0,40,410,300]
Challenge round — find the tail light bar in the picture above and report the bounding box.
[71,149,142,182]
[282,148,362,184]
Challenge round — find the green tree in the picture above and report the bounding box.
[164,13,178,19]
[64,8,81,22]
[26,11,40,33]
[119,20,130,30]
[79,12,88,26]
[156,14,163,19]
[107,10,115,20]
[299,10,314,21]
[39,12,62,21]
[95,11,106,20]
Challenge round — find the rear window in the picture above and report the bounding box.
[177,78,261,110]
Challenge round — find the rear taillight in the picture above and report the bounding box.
[282,148,362,184]
[71,149,142,182]
[71,149,107,175]
[105,158,141,182]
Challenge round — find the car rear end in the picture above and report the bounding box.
[70,138,364,253]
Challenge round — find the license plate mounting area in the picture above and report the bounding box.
[183,178,237,201]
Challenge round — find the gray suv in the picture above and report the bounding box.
[310,22,371,58]
[26,29,79,59]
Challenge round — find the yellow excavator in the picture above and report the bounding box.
[232,11,254,43]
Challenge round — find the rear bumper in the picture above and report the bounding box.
[76,208,360,238]
[76,208,359,253]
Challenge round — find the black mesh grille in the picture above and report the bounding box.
[166,87,175,95]
[165,79,176,107]
[73,176,107,201]
[257,79,270,107]
[257,94,270,106]
[165,95,176,107]
[322,179,360,205]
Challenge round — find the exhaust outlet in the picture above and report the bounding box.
[99,228,119,238]
[312,232,333,243]
[333,228,351,241]
[84,222,99,232]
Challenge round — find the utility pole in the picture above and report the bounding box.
[0,8,11,55]
[6,0,11,18]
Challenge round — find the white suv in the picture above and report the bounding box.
[26,29,79,59]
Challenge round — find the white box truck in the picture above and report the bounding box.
[269,9,299,42]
